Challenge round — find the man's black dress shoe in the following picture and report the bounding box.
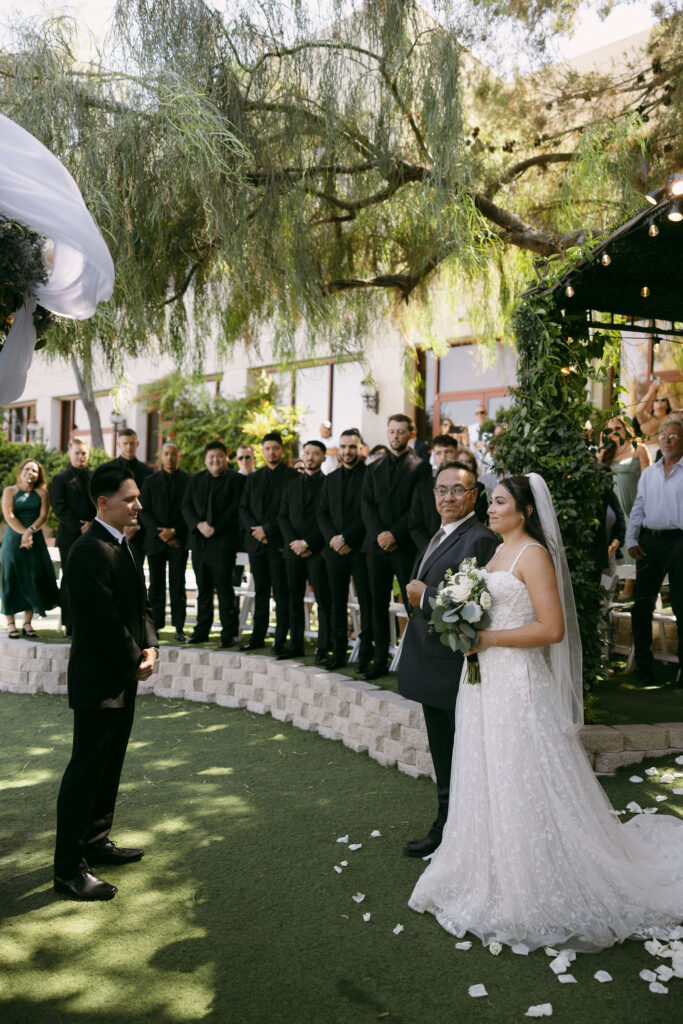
[325,655,347,671]
[175,631,190,644]
[189,633,209,644]
[314,650,328,666]
[85,839,144,865]
[363,662,389,681]
[240,639,265,651]
[54,868,117,901]
[402,836,441,859]
[355,661,371,676]
[275,646,304,660]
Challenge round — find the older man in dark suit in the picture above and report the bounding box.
[140,442,190,643]
[54,462,158,901]
[182,441,242,647]
[398,461,498,859]
[49,437,95,636]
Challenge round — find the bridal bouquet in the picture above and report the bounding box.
[427,557,492,684]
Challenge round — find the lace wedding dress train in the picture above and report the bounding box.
[409,568,683,952]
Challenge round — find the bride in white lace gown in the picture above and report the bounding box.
[409,473,683,952]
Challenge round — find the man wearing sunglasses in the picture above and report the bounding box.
[398,461,498,859]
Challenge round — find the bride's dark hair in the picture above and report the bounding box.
[498,476,549,550]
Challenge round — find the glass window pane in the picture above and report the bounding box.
[295,364,330,443]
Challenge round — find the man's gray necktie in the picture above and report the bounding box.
[417,526,445,577]
[122,537,136,567]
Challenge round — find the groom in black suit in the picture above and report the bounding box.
[398,462,497,858]
[54,463,158,901]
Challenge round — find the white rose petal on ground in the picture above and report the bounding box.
[525,1004,553,1017]
[393,924,404,935]
[644,939,666,956]
[455,941,472,950]
[639,969,657,982]
[511,944,530,955]
[370,830,381,838]
[655,795,668,802]
[488,942,502,955]
[337,835,349,843]
[660,773,675,784]
[549,956,571,975]
[351,893,365,904]
[674,755,683,765]
[626,801,643,813]
[558,974,577,984]
[544,947,559,957]
[656,966,674,981]
[349,843,362,851]
[333,865,342,874]
[362,913,371,922]
[645,767,658,776]
[649,982,668,994]
[594,971,612,983]
[629,776,644,783]
[673,788,683,796]
[468,984,487,998]
[340,860,348,866]
[643,807,658,814]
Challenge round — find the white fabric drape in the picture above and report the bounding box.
[0,113,115,404]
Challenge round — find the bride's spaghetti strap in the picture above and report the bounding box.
[509,542,545,574]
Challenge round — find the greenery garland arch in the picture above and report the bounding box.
[492,290,614,693]
[0,218,55,351]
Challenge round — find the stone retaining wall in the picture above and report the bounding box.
[1,640,682,776]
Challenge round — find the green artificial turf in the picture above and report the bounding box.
[0,692,682,1024]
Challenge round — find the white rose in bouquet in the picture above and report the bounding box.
[448,579,473,602]
[480,591,492,610]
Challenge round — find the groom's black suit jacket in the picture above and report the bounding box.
[64,520,157,709]
[398,515,498,710]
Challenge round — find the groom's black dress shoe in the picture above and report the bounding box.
[54,869,117,901]
[85,839,144,865]
[402,836,441,859]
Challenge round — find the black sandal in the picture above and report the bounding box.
[22,626,38,639]
[7,628,20,639]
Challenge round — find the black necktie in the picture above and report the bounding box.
[122,536,136,568]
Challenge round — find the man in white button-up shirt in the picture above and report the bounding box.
[626,417,683,685]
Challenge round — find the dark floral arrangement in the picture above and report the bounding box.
[0,217,56,351]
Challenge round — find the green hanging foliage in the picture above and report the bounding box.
[0,219,56,350]
[492,289,615,690]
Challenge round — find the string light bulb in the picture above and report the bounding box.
[565,284,575,298]
[560,366,571,376]
[641,286,650,298]
[645,187,665,206]
[648,222,659,237]
[666,173,683,198]
[600,252,611,266]
[668,201,682,223]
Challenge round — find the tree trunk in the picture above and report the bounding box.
[70,354,105,450]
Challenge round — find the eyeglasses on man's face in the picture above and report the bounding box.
[434,485,477,498]
[658,431,683,443]
[237,455,253,461]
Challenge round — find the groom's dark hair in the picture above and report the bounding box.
[499,476,549,550]
[89,463,135,504]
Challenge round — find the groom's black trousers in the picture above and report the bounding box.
[54,702,135,877]
[421,703,456,843]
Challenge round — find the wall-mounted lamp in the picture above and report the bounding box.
[360,377,380,413]
[110,411,127,455]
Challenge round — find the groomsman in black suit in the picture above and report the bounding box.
[140,442,190,643]
[398,462,498,858]
[239,432,297,654]
[317,428,372,672]
[182,441,242,647]
[54,462,158,901]
[361,414,431,679]
[278,440,331,662]
[409,434,460,551]
[110,427,153,565]
[49,437,95,636]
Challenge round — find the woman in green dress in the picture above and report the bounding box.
[1,459,59,638]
